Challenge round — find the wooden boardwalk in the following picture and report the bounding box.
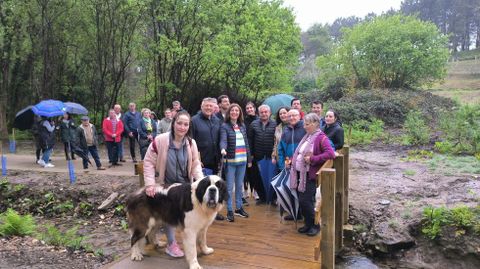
[106,201,321,269]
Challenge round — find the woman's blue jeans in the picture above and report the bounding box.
[225,162,246,212]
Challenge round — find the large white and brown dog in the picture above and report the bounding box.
[126,175,227,269]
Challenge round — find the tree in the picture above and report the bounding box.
[317,14,449,89]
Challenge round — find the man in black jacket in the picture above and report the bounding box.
[123,102,141,162]
[191,97,224,220]
[247,104,277,204]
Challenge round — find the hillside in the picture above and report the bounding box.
[430,59,480,104]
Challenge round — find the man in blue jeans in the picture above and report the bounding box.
[76,116,106,170]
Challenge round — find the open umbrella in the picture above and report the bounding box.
[64,102,88,115]
[257,157,277,203]
[271,168,299,222]
[32,99,65,117]
[13,106,35,130]
[263,94,294,115]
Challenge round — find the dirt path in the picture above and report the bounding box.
[1,146,479,268]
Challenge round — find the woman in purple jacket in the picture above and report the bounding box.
[290,113,335,236]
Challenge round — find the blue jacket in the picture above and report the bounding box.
[138,118,158,139]
[220,122,251,162]
[123,111,141,134]
[278,121,306,170]
[191,111,221,165]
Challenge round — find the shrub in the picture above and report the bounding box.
[0,209,36,237]
[437,104,480,155]
[345,119,384,145]
[422,205,480,239]
[402,110,430,145]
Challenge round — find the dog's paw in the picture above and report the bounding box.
[189,262,203,269]
[156,239,167,248]
[202,247,214,255]
[131,252,144,261]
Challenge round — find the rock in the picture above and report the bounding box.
[366,221,416,254]
[379,199,391,205]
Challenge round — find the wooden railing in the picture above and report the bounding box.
[314,146,350,269]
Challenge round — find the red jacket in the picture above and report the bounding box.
[102,117,124,142]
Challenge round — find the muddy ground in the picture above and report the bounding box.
[1,143,479,268]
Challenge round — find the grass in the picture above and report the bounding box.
[427,154,480,175]
[403,169,416,176]
[0,209,36,237]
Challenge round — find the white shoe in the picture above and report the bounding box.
[253,191,259,200]
[37,159,46,167]
[44,163,55,168]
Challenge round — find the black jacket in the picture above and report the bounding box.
[244,115,258,133]
[324,121,344,150]
[220,122,251,161]
[59,119,76,143]
[76,124,99,149]
[247,119,277,161]
[191,112,221,165]
[39,120,56,149]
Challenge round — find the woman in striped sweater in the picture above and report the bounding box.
[220,103,251,222]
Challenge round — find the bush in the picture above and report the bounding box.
[0,209,36,237]
[422,205,480,239]
[437,104,480,155]
[402,110,430,145]
[345,119,384,145]
[318,14,449,89]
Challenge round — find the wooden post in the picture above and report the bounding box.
[343,146,350,224]
[134,162,145,187]
[320,168,335,269]
[334,155,344,252]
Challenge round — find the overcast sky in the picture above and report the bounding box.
[282,0,403,31]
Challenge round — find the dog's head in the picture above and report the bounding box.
[195,175,227,209]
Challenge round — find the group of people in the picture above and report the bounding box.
[139,95,344,258]
[32,101,184,170]
[31,94,344,258]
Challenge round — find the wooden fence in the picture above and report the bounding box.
[314,146,350,269]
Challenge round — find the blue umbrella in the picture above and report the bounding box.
[32,99,65,117]
[64,102,88,115]
[263,94,294,115]
[258,157,277,203]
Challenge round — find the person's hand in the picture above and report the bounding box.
[248,162,252,168]
[112,134,116,138]
[129,132,133,137]
[145,185,156,197]
[147,134,153,141]
[221,149,226,156]
[271,159,277,165]
[304,152,312,165]
[334,151,340,157]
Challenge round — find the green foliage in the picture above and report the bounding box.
[38,224,87,251]
[318,14,449,89]
[345,119,384,145]
[402,110,430,145]
[77,202,94,217]
[53,201,74,214]
[0,209,36,237]
[437,104,480,155]
[403,169,416,176]
[422,205,480,239]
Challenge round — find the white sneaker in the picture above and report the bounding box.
[44,163,55,168]
[37,159,46,166]
[253,191,259,200]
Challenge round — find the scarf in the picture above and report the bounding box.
[290,129,321,193]
[143,117,152,132]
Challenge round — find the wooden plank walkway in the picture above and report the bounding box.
[106,202,321,269]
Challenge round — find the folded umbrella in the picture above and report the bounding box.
[32,99,65,117]
[271,168,299,222]
[258,157,277,203]
[64,102,88,115]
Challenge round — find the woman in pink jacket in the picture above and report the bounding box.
[143,110,204,258]
[102,109,124,167]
